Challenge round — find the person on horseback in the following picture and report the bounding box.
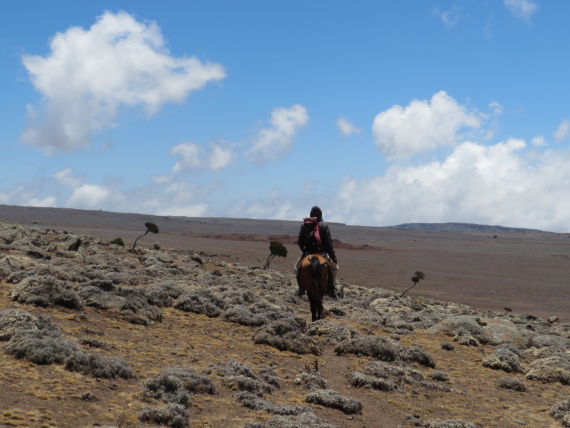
[295,206,338,297]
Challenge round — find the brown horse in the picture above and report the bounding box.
[298,254,330,321]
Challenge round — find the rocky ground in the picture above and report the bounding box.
[0,221,570,428]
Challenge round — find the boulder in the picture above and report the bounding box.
[480,318,528,347]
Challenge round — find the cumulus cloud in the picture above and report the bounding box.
[246,104,309,164]
[20,10,225,154]
[334,138,570,232]
[337,117,362,136]
[504,0,538,20]
[372,91,483,159]
[554,119,570,143]
[54,168,83,187]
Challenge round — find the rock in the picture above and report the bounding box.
[0,223,28,244]
[548,316,559,324]
[480,318,528,347]
[63,234,82,252]
[427,316,484,338]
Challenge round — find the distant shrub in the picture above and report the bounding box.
[110,237,125,246]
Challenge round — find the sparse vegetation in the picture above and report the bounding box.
[264,241,288,269]
[132,221,159,250]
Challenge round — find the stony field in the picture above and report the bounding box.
[0,220,569,428]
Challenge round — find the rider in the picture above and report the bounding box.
[295,206,338,297]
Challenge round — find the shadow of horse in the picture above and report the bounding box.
[298,254,330,321]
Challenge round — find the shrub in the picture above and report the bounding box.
[212,359,274,396]
[139,403,189,428]
[401,345,436,368]
[349,371,398,392]
[482,348,524,373]
[110,237,125,246]
[305,389,362,414]
[253,320,322,356]
[5,329,78,364]
[334,336,398,361]
[551,398,570,427]
[498,377,526,392]
[64,352,134,379]
[236,391,310,415]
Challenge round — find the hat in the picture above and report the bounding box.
[310,206,322,219]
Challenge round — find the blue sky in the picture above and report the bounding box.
[1,0,570,231]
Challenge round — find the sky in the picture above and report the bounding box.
[1,0,570,232]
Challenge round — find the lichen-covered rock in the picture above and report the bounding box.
[0,223,28,244]
[427,316,484,338]
[480,318,528,347]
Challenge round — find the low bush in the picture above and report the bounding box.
[305,389,362,414]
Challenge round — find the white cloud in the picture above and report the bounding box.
[504,0,538,20]
[337,117,362,136]
[20,10,225,154]
[531,135,547,147]
[334,138,570,232]
[65,184,115,209]
[208,143,235,171]
[554,119,570,143]
[54,168,83,187]
[170,142,204,174]
[434,7,460,28]
[246,104,309,164]
[372,91,483,159]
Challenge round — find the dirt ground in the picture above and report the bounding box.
[2,205,569,323]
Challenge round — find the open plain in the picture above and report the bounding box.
[0,205,569,428]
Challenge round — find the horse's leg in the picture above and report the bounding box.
[308,292,317,322]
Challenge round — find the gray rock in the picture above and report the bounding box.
[0,223,28,244]
[482,348,524,373]
[480,318,528,347]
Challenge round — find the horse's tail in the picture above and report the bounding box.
[310,255,321,292]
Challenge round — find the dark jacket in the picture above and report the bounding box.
[298,220,336,260]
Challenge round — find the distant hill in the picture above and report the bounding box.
[388,222,551,234]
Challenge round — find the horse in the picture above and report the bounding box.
[298,254,330,321]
